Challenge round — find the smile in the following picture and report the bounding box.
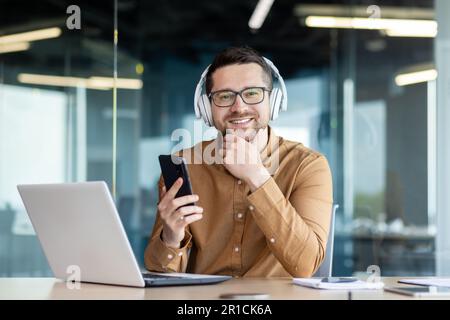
[229,118,253,124]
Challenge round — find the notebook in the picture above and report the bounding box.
[293,278,384,290]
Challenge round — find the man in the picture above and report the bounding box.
[144,46,333,277]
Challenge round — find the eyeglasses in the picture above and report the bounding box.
[209,87,270,107]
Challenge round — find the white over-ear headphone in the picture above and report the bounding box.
[194,57,288,127]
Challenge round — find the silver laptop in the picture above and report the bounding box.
[17,181,231,287]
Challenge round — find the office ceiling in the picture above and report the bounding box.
[0,0,435,81]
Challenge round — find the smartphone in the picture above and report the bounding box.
[158,155,195,207]
[384,286,450,297]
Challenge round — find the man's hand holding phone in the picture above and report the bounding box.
[157,177,203,248]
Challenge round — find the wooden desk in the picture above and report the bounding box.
[0,277,449,300]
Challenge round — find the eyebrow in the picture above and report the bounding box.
[211,86,266,92]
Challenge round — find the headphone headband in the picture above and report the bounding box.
[262,57,288,112]
[193,66,211,119]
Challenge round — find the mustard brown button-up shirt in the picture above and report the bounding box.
[144,127,333,277]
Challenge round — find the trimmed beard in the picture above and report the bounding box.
[221,122,268,142]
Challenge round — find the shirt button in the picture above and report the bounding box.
[270,238,276,243]
[236,213,244,219]
[249,205,254,211]
[237,179,242,185]
[167,254,173,259]
[234,246,240,252]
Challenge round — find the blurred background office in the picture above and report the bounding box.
[1,0,450,277]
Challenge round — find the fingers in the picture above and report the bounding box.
[223,133,237,144]
[221,136,243,164]
[167,206,203,226]
[166,177,183,199]
[170,194,199,210]
[174,205,203,219]
[158,178,183,210]
[224,134,248,151]
[220,142,236,165]
[222,133,260,165]
[222,134,237,157]
[181,213,203,225]
[158,193,201,219]
[223,140,235,151]
[224,132,247,143]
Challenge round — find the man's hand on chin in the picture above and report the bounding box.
[219,132,271,192]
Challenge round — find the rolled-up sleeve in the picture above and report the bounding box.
[144,221,192,272]
[247,154,333,277]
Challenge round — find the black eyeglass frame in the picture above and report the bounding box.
[208,86,271,107]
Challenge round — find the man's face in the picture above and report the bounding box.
[210,63,271,141]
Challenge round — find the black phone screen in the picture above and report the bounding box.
[158,155,195,206]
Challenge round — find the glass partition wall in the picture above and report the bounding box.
[0,1,117,275]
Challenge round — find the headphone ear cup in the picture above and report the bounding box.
[200,94,214,126]
[269,88,282,120]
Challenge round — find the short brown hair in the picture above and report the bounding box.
[205,46,273,95]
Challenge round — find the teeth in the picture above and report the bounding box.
[231,118,252,124]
